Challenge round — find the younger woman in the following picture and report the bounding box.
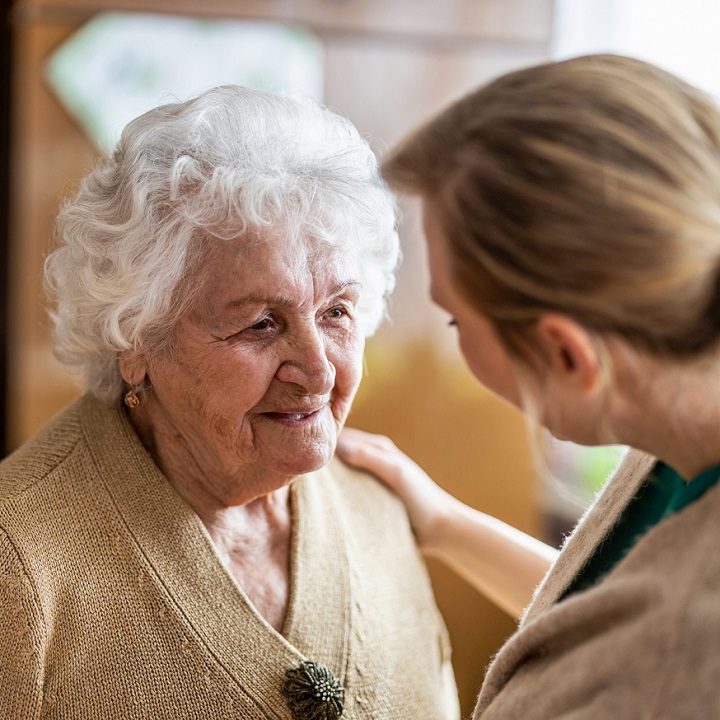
[339,54,720,718]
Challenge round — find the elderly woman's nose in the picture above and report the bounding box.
[276,329,337,394]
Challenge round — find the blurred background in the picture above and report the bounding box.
[2,0,717,714]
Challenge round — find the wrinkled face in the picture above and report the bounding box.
[423,200,522,408]
[139,236,365,496]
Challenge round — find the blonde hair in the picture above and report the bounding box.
[383,54,720,363]
[46,86,399,401]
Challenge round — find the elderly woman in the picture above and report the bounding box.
[0,86,457,719]
[339,54,720,718]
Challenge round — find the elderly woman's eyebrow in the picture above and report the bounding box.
[326,280,362,297]
[221,281,362,311]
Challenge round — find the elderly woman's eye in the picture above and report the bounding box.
[250,317,273,331]
[326,306,348,319]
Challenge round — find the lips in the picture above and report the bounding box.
[268,412,314,421]
[261,407,326,425]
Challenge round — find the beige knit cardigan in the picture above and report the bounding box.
[473,449,720,719]
[0,394,459,719]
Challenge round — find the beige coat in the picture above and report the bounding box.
[0,395,458,719]
[474,450,720,719]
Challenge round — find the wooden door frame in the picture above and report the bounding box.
[0,2,13,456]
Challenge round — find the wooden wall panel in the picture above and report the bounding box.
[8,21,92,447]
[15,0,552,43]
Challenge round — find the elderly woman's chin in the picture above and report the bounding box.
[248,407,340,476]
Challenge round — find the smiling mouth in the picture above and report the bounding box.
[262,408,325,426]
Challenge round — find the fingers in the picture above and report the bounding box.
[336,426,456,551]
[339,427,397,452]
[338,429,395,470]
[337,428,417,495]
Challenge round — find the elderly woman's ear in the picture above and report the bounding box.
[119,349,149,388]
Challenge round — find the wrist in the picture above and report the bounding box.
[419,490,468,557]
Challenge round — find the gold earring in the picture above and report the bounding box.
[124,387,142,408]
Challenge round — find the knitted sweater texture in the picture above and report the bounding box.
[0,395,458,719]
[474,449,720,719]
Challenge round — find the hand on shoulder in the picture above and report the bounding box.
[336,427,457,554]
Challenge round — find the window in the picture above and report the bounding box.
[46,12,324,155]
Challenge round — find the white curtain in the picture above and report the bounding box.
[552,0,720,97]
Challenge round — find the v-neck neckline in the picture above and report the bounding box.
[81,396,352,714]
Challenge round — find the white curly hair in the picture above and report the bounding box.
[45,85,400,402]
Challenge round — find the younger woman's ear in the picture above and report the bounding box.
[534,315,603,395]
[118,349,148,387]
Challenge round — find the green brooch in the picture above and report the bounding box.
[282,660,344,720]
